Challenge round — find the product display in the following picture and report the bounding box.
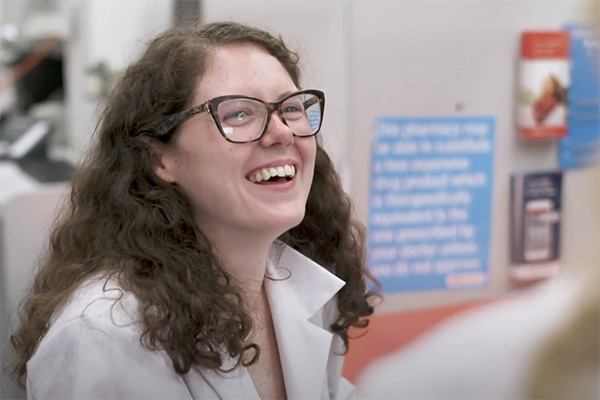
[517,31,570,140]
[510,171,562,280]
[558,24,600,169]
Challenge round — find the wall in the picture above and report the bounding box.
[201,2,598,314]
[348,0,599,312]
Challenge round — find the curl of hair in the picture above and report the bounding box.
[9,21,378,388]
[282,145,378,349]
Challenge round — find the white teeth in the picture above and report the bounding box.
[262,169,271,180]
[248,164,296,183]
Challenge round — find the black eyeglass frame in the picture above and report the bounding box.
[155,89,325,143]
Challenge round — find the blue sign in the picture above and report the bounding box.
[368,116,495,293]
[559,24,600,169]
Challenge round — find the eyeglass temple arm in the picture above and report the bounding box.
[156,103,210,137]
[302,96,319,110]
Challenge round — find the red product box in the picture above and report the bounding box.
[517,31,570,140]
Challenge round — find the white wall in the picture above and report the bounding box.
[348,0,599,312]
[203,0,599,312]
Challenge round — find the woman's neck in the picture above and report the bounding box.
[210,234,274,298]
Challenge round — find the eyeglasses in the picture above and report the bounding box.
[156,89,325,143]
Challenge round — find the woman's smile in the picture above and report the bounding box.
[246,163,296,183]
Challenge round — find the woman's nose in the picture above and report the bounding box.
[259,112,294,147]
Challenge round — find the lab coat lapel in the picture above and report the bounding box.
[182,243,345,400]
[264,243,345,400]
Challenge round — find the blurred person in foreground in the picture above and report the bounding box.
[357,264,599,399]
[9,21,377,399]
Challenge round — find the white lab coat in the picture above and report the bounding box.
[26,243,355,399]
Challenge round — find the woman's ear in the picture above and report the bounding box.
[140,136,177,183]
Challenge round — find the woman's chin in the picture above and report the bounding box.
[260,211,306,240]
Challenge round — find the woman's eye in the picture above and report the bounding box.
[282,104,302,114]
[223,110,250,121]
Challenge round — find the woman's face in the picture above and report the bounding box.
[541,75,557,96]
[154,43,317,244]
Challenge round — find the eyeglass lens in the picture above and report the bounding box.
[215,92,322,142]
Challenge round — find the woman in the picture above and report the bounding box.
[10,21,377,399]
[532,74,567,125]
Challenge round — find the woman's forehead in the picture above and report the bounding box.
[192,43,296,103]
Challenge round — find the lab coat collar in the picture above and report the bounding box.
[265,241,345,320]
[184,242,345,399]
[265,242,346,400]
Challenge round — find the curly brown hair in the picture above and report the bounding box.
[9,21,378,387]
